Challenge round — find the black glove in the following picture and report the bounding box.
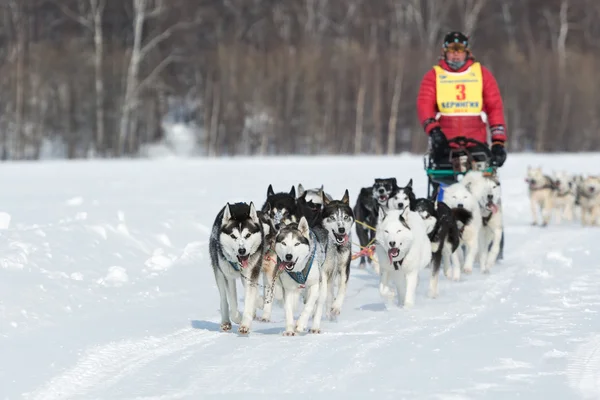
[429,127,449,157]
[491,142,507,167]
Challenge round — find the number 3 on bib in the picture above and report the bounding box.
[456,84,466,100]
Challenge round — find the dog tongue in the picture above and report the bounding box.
[241,257,249,269]
[388,248,399,263]
[341,234,349,245]
[488,203,498,214]
[278,261,293,271]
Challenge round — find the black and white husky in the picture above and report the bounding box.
[384,178,417,213]
[318,190,355,317]
[443,180,482,279]
[414,197,469,293]
[274,217,328,335]
[372,177,400,206]
[209,202,265,334]
[261,184,300,229]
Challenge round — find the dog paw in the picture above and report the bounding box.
[452,271,461,281]
[231,312,242,324]
[238,325,250,335]
[403,301,414,309]
[428,289,438,299]
[283,330,296,336]
[330,306,341,316]
[220,322,232,332]
[462,266,473,274]
[258,316,271,322]
[309,328,321,334]
[295,324,306,333]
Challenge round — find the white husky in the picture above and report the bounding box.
[442,180,482,279]
[550,170,576,224]
[461,171,503,273]
[579,175,600,226]
[525,166,555,226]
[375,208,431,308]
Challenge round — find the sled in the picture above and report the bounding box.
[423,136,505,260]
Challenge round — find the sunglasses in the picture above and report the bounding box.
[444,42,467,52]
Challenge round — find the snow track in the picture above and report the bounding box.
[2,155,599,399]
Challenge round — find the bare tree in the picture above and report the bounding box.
[56,0,106,156]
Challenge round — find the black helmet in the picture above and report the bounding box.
[443,31,469,49]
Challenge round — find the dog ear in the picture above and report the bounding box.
[341,189,350,205]
[297,183,305,197]
[391,177,397,187]
[263,201,271,214]
[322,191,331,206]
[289,185,296,198]
[406,178,413,188]
[298,216,310,238]
[464,181,472,192]
[222,203,232,224]
[267,184,275,198]
[248,202,259,224]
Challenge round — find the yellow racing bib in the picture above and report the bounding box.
[434,62,483,116]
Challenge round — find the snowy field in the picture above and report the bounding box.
[2,153,600,399]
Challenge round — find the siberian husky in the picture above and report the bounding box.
[578,175,600,226]
[461,171,503,273]
[551,170,577,224]
[525,166,555,226]
[274,217,328,335]
[374,207,432,307]
[297,183,333,205]
[317,190,355,317]
[442,180,481,279]
[209,202,265,334]
[261,184,300,230]
[414,197,467,294]
[384,178,417,213]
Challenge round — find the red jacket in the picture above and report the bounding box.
[416,58,507,144]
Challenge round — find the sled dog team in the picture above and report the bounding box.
[526,166,600,227]
[209,170,504,336]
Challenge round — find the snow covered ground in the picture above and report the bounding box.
[1,153,600,399]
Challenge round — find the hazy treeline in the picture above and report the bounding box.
[0,0,598,159]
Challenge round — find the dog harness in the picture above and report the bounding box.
[228,260,242,272]
[393,259,404,271]
[527,175,556,191]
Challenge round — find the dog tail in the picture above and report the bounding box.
[452,208,473,226]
